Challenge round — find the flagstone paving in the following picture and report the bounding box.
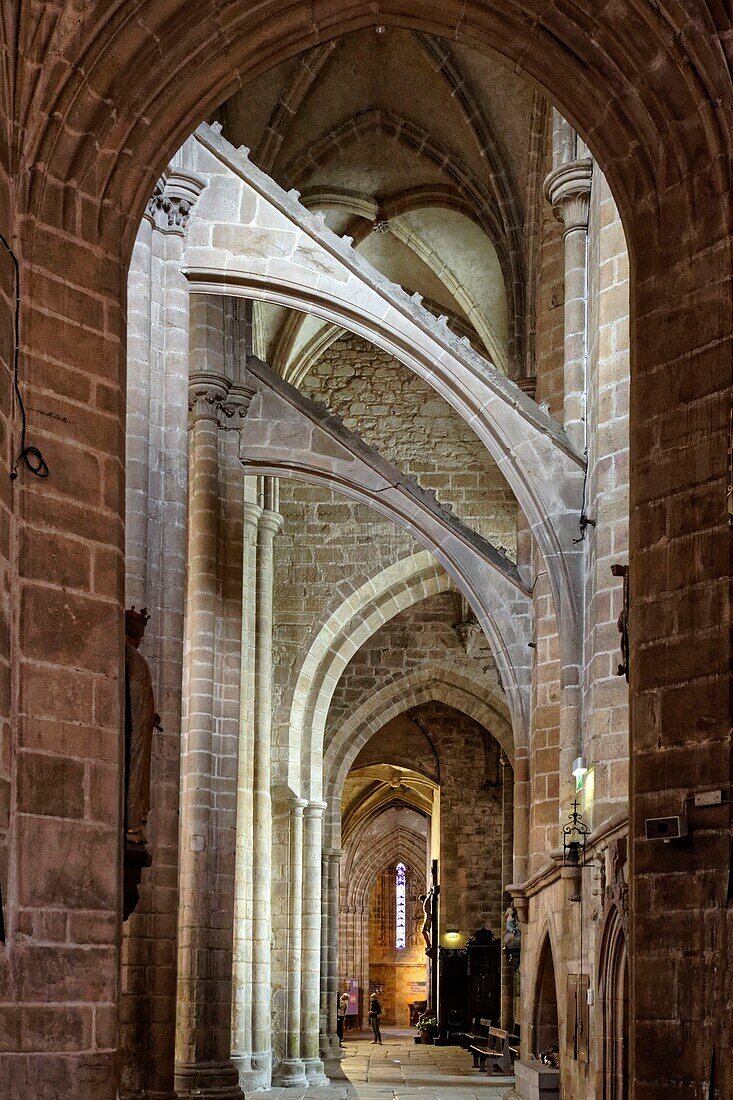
[254,1030,514,1100]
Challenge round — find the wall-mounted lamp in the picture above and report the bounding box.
[572,756,588,780]
[572,756,588,792]
[446,929,460,938]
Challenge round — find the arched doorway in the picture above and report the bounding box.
[597,907,629,1100]
[531,934,559,1060]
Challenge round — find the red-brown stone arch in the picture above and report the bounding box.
[1,4,731,1098]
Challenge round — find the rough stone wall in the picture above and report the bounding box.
[323,592,505,755]
[303,334,518,548]
[272,333,519,782]
[0,120,12,1021]
[534,146,566,421]
[526,153,565,872]
[411,702,505,939]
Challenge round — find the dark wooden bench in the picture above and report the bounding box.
[469,1022,512,1074]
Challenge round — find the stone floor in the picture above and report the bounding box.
[258,1029,514,1100]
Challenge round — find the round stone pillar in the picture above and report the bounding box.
[175,371,243,1100]
[274,798,308,1087]
[251,502,283,1085]
[231,494,262,1087]
[302,802,329,1085]
[324,850,342,1058]
[545,154,592,805]
[544,157,593,455]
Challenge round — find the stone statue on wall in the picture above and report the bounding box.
[504,906,520,944]
[124,607,162,847]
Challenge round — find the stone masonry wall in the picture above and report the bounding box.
[272,333,519,784]
[583,173,630,826]
[324,593,509,939]
[411,701,506,940]
[303,333,519,548]
[526,147,564,872]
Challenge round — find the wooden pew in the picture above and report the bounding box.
[469,1023,512,1074]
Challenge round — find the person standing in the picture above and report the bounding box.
[337,992,349,1046]
[369,992,382,1045]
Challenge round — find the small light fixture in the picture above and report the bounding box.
[446,928,459,938]
[572,756,588,780]
[375,24,386,34]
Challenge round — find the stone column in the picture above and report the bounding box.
[545,155,592,455]
[320,850,330,1055]
[175,371,243,1099]
[324,851,342,1057]
[500,756,515,1031]
[544,123,592,804]
[251,492,283,1086]
[231,491,262,1087]
[121,167,203,1100]
[358,905,370,1028]
[302,801,329,1084]
[274,798,308,1086]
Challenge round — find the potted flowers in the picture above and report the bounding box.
[415,1015,439,1044]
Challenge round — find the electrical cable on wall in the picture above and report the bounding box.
[0,233,49,479]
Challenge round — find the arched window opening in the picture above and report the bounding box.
[396,863,406,949]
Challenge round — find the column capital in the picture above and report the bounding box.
[258,509,284,538]
[304,799,328,818]
[288,796,308,817]
[146,169,207,235]
[188,373,256,430]
[242,500,264,529]
[188,371,230,427]
[326,849,343,863]
[221,382,256,430]
[544,158,593,235]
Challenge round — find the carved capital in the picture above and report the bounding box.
[188,372,230,428]
[146,169,206,234]
[188,374,257,431]
[220,382,257,429]
[544,158,593,235]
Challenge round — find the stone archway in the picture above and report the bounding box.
[597,905,629,1100]
[530,932,560,1060]
[3,6,732,1098]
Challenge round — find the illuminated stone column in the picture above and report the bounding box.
[302,801,329,1084]
[324,851,342,1057]
[274,797,308,1087]
[251,488,283,1085]
[175,371,244,1099]
[545,119,592,805]
[231,489,261,1088]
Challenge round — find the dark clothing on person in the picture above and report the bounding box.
[369,997,382,1043]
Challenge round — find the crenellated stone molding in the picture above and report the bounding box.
[544,158,593,235]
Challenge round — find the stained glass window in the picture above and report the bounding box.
[396,862,406,948]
